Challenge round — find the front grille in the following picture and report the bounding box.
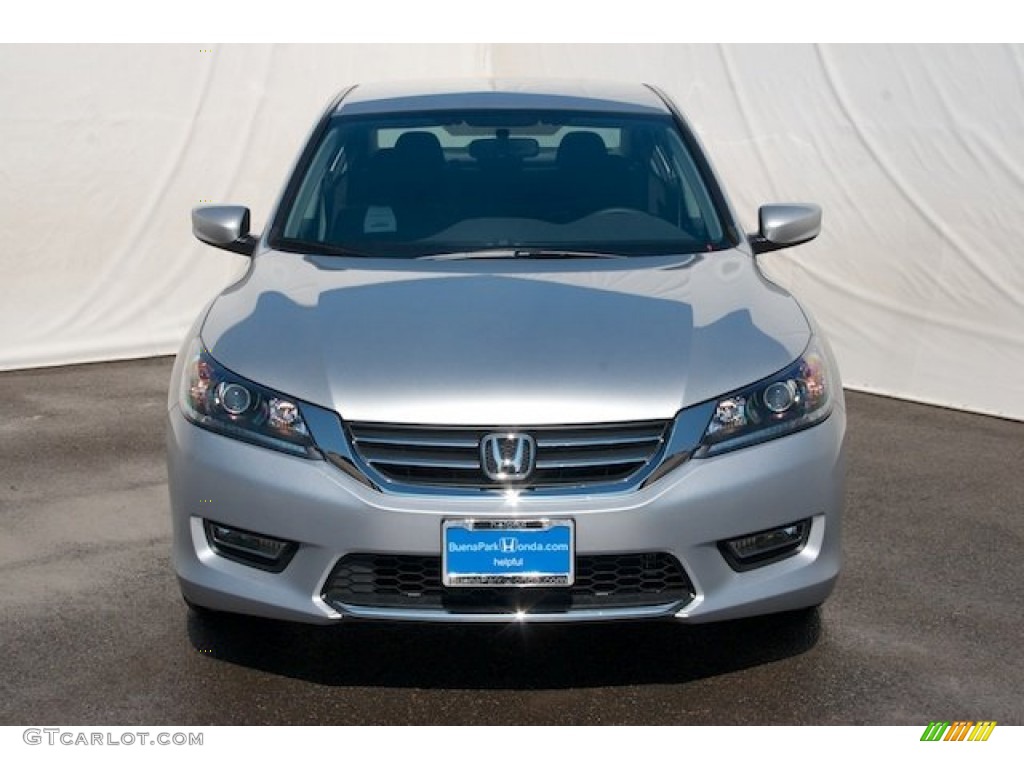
[346,421,669,491]
[322,553,694,613]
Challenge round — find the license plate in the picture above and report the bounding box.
[442,519,574,587]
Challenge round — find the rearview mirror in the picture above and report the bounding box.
[192,205,257,256]
[749,204,821,255]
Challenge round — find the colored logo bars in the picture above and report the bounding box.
[920,721,997,742]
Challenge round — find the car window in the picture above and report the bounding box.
[276,109,729,257]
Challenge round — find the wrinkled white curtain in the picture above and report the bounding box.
[1,44,1022,420]
[0,44,492,367]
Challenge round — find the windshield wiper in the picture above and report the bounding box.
[513,248,627,260]
[275,239,373,258]
[418,248,626,261]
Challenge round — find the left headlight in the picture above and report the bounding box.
[178,338,316,457]
[695,338,834,457]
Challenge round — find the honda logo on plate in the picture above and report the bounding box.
[480,433,536,481]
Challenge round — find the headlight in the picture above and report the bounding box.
[178,338,316,457]
[695,338,834,457]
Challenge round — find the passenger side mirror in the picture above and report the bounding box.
[749,204,821,255]
[192,205,258,256]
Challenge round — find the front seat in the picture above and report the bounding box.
[555,131,624,218]
[367,131,449,236]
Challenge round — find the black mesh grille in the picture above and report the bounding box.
[322,553,694,613]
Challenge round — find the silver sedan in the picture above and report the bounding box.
[168,79,845,624]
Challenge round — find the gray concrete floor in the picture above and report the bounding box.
[1,356,1021,725]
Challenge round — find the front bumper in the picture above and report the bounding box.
[167,402,845,624]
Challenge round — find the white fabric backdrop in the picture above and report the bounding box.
[1,44,1022,420]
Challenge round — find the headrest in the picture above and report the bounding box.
[556,131,608,167]
[394,131,444,165]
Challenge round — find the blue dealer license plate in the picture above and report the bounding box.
[442,519,574,587]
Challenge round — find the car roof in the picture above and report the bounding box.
[334,79,671,116]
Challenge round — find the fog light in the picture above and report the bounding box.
[204,520,297,572]
[719,518,811,571]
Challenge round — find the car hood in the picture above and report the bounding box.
[201,250,811,425]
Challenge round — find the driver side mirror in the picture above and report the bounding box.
[749,204,821,255]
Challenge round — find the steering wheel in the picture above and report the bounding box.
[590,207,638,216]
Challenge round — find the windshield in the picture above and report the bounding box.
[270,108,733,258]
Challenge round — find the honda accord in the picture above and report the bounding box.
[168,79,846,624]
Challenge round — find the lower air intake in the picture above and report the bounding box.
[322,552,694,613]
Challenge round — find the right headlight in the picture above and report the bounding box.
[695,338,834,457]
[178,338,316,457]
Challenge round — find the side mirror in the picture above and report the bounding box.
[192,205,257,256]
[749,204,821,255]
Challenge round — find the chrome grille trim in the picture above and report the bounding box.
[535,433,660,448]
[351,429,479,449]
[354,447,480,470]
[346,420,670,494]
[535,447,655,469]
